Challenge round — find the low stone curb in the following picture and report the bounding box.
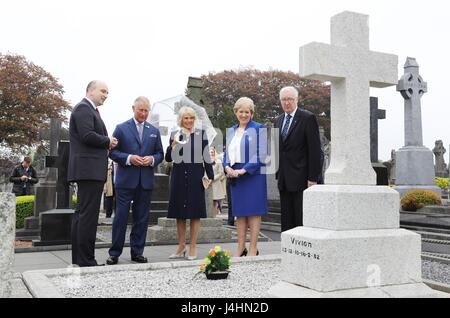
[22,255,281,298]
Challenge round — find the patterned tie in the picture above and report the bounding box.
[281,114,291,141]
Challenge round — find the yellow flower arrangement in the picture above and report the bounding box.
[199,245,231,274]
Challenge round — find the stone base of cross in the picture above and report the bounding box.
[269,11,436,298]
[395,146,441,197]
[0,193,15,298]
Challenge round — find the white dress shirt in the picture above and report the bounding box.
[227,129,244,167]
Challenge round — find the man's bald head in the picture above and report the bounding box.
[86,80,109,106]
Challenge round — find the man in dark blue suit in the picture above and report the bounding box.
[106,96,164,265]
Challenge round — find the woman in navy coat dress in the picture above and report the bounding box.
[165,106,214,260]
[224,97,267,257]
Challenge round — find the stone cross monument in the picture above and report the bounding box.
[269,11,435,297]
[395,58,440,196]
[370,97,386,163]
[370,97,388,185]
[298,12,397,185]
[433,140,449,178]
[0,193,15,298]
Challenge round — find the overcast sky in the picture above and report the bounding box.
[1,0,448,161]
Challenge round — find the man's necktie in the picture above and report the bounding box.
[138,123,143,142]
[281,114,291,141]
[95,107,100,116]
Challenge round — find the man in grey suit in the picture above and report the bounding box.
[68,80,118,267]
[275,86,322,232]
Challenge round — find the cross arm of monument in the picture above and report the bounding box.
[299,42,347,82]
[367,51,398,87]
[300,43,397,88]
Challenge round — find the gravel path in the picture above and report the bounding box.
[49,259,449,298]
[422,260,450,285]
[51,261,281,298]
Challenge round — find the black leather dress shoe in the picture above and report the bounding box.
[106,256,119,265]
[131,255,148,263]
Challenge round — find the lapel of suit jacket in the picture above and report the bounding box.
[276,115,284,144]
[284,109,305,142]
[142,122,152,148]
[83,98,108,136]
[127,119,142,146]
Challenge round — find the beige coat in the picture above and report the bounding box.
[103,161,114,197]
[211,160,226,200]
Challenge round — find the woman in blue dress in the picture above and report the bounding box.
[224,97,267,257]
[165,106,214,260]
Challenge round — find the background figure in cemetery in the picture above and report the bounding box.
[210,146,226,217]
[103,160,115,218]
[9,156,38,196]
[275,86,321,231]
[165,106,214,260]
[68,80,118,267]
[224,97,267,257]
[106,97,164,265]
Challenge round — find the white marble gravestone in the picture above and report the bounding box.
[395,58,441,196]
[0,193,16,298]
[269,11,436,298]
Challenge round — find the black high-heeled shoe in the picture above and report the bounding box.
[240,248,248,257]
[256,250,259,256]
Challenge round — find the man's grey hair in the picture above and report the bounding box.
[133,96,151,107]
[279,86,299,99]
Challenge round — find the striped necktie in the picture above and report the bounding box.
[281,114,291,141]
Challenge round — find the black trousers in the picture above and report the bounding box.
[280,190,305,232]
[71,180,104,267]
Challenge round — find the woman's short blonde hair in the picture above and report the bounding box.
[233,97,255,114]
[176,106,197,127]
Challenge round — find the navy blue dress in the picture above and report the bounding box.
[224,120,268,217]
[165,129,214,219]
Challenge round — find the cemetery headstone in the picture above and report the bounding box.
[370,97,389,185]
[269,11,435,298]
[394,58,441,196]
[0,193,15,298]
[433,140,449,178]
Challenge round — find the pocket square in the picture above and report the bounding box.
[150,134,157,138]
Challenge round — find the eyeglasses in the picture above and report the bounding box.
[280,97,296,103]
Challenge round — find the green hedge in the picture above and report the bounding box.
[435,177,449,190]
[16,195,34,229]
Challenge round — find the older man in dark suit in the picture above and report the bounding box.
[275,86,322,232]
[68,80,118,267]
[106,96,163,265]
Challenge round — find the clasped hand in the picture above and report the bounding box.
[225,166,246,178]
[130,155,153,167]
[109,137,118,149]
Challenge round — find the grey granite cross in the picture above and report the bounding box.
[396,57,427,147]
